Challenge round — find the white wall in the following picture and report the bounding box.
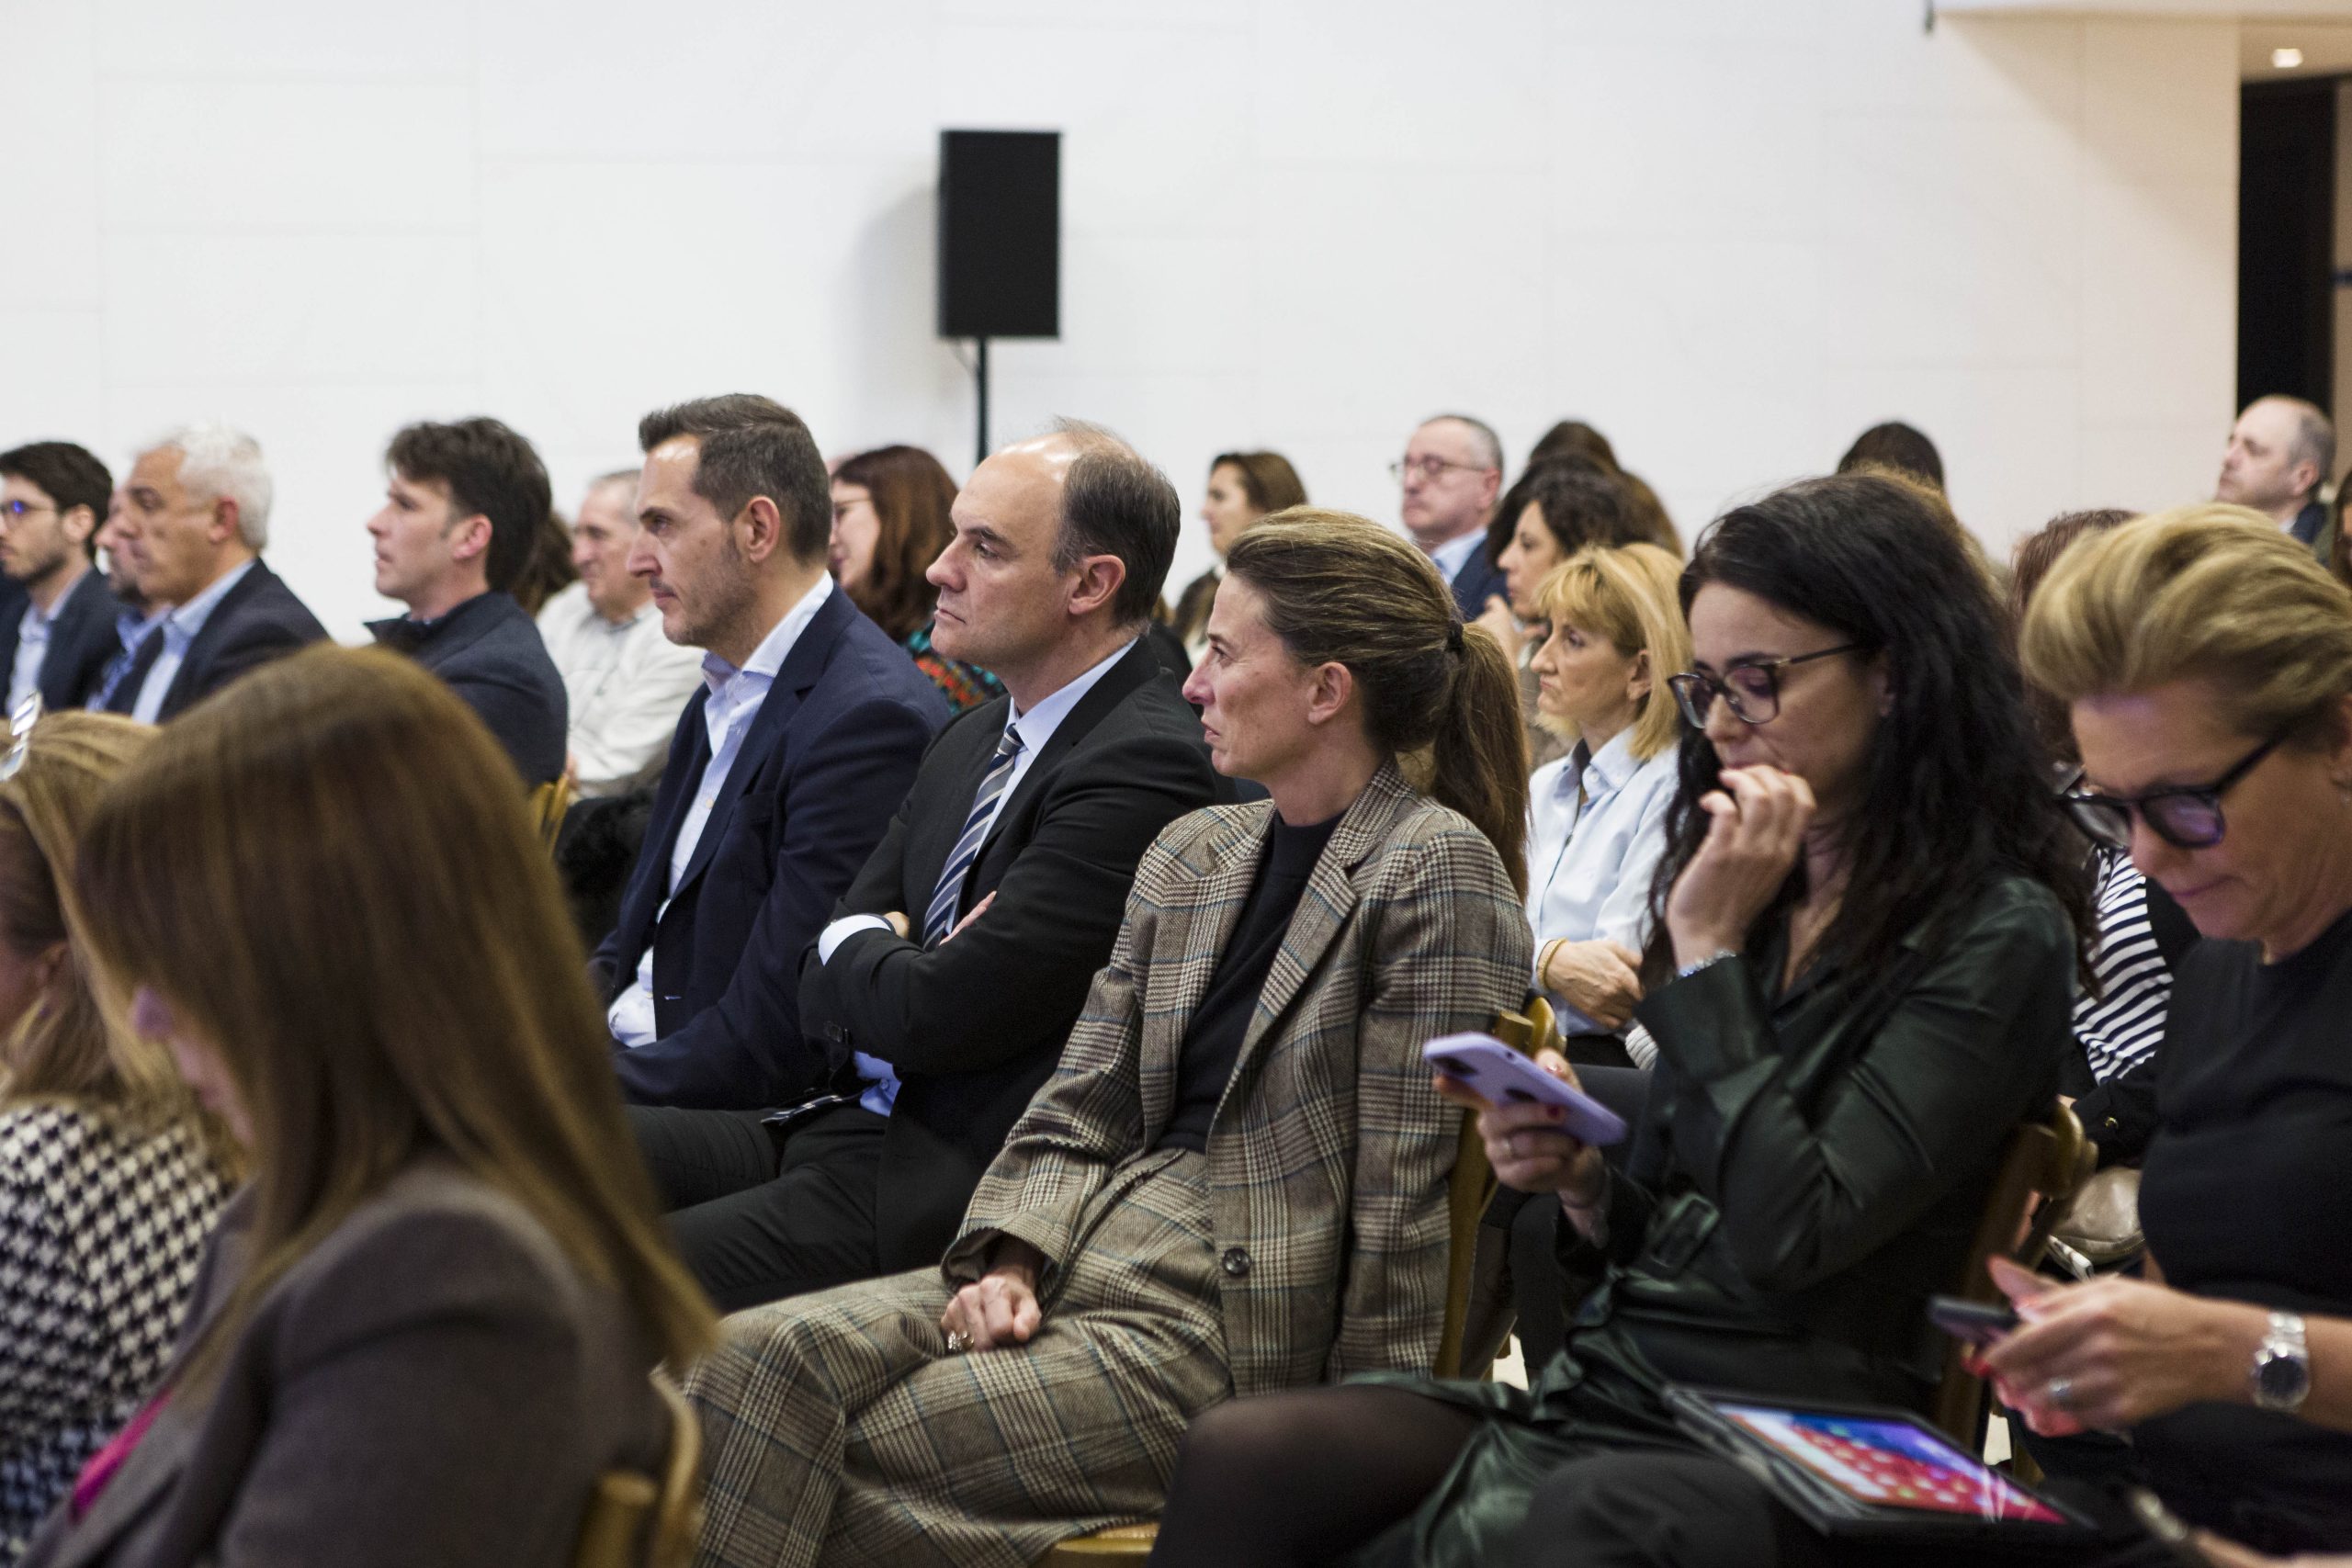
[1,0,2240,640]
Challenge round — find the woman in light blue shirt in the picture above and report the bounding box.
[1521,544,1689,1056]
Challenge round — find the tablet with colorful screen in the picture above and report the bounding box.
[1665,1387,2097,1540]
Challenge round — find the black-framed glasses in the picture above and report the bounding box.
[2059,731,2287,851]
[0,694,41,782]
[1388,456,1493,484]
[1667,645,1865,728]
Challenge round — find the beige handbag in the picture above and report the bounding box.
[2045,1166,2143,1269]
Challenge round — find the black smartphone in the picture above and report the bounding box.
[1927,1294,2020,1347]
[2128,1489,2218,1568]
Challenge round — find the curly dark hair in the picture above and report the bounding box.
[1647,472,2092,988]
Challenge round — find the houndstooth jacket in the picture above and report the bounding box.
[948,761,1532,1398]
[0,1104,226,1563]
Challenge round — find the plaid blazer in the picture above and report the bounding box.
[946,761,1532,1398]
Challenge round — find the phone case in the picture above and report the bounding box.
[1420,1033,1629,1146]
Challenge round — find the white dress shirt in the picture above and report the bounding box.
[130,558,255,724]
[818,637,1140,1115]
[7,593,59,709]
[1525,728,1679,1036]
[607,574,833,1048]
[536,582,706,795]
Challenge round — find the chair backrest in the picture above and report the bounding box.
[1928,1100,2093,1445]
[1433,1003,1559,1379]
[571,1371,704,1568]
[531,776,574,855]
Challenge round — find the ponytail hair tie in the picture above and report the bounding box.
[1446,622,1466,655]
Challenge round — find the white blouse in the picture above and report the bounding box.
[1524,728,1680,1037]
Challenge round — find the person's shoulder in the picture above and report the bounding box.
[536,581,591,630]
[819,604,952,712]
[1937,873,2075,960]
[0,1100,108,1194]
[285,1159,581,1322]
[222,564,327,642]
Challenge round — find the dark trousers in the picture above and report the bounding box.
[627,1101,888,1313]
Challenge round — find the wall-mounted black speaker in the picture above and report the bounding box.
[938,130,1060,340]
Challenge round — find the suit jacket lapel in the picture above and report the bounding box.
[40,1396,198,1568]
[1231,761,1417,1068]
[1138,804,1271,1134]
[161,560,272,718]
[978,638,1159,862]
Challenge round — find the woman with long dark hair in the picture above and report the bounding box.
[1147,471,2090,1568]
[831,444,1004,712]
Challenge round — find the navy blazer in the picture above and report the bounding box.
[0,569,125,708]
[1448,539,1509,623]
[597,587,947,1111]
[368,592,568,786]
[799,637,1227,1273]
[104,559,329,721]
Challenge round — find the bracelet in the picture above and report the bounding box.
[1676,949,1738,981]
[1536,938,1566,989]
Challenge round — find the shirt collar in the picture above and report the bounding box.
[1426,528,1485,581]
[166,558,258,641]
[1008,637,1136,756]
[368,589,495,652]
[701,573,832,694]
[1555,726,1645,801]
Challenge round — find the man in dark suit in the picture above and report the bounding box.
[1398,412,1506,618]
[599,394,944,1134]
[629,420,1222,1310]
[363,417,570,786]
[106,423,328,722]
[2216,393,2335,556]
[0,442,128,708]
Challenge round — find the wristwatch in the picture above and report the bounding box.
[1675,949,1737,981]
[2250,1311,2312,1414]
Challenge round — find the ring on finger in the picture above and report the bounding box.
[2043,1377,2075,1410]
[945,1329,972,1354]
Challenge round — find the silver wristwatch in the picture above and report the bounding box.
[2250,1311,2311,1414]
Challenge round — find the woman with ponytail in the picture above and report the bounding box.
[1149,473,2090,1568]
[679,510,1532,1568]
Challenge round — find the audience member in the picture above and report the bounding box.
[2012,508,2183,1168]
[1986,507,2352,1558]
[1521,542,1689,1063]
[506,503,580,617]
[1472,464,1654,768]
[1166,450,1307,657]
[364,417,571,787]
[1147,471,2089,1568]
[830,444,1005,713]
[0,714,228,1564]
[102,424,326,723]
[2330,478,2352,592]
[628,421,1217,1309]
[595,396,945,1113]
[681,511,1533,1568]
[1396,414,1506,618]
[2217,395,2334,551]
[537,468,703,797]
[1529,420,1681,554]
[83,491,160,715]
[19,648,715,1568]
[0,446,127,709]
[1837,419,1946,491]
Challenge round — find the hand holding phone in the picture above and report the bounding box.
[1421,1033,1628,1147]
[1928,1294,2021,1348]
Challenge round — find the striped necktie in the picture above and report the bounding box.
[922,726,1024,946]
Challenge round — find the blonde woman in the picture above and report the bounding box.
[0,713,228,1565]
[1521,544,1689,1060]
[20,649,715,1568]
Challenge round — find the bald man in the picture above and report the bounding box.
[2217,395,2335,551]
[628,420,1226,1310]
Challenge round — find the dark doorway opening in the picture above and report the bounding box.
[2240,78,2338,414]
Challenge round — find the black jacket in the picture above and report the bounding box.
[368,592,568,787]
[596,588,948,1111]
[104,559,328,720]
[1448,543,1508,623]
[0,569,127,708]
[800,636,1227,1274]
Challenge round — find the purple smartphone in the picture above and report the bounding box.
[1421,1032,1629,1146]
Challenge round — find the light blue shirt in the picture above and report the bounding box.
[819,637,1140,1116]
[7,594,58,709]
[1426,528,1484,587]
[130,558,256,724]
[607,574,833,1049]
[1525,728,1679,1035]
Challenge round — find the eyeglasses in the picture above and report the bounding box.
[2059,732,2285,851]
[0,694,41,782]
[0,500,55,522]
[1389,456,1493,484]
[1667,645,1865,728]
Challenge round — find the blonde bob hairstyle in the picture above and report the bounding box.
[74,647,716,1382]
[0,711,190,1116]
[1530,541,1690,761]
[2019,503,2352,748]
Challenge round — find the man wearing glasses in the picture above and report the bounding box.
[1393,413,1507,619]
[0,442,130,708]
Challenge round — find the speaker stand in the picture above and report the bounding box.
[972,336,990,467]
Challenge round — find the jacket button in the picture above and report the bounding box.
[1221,1247,1251,1279]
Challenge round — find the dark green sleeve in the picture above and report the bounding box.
[1630,884,2074,1294]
